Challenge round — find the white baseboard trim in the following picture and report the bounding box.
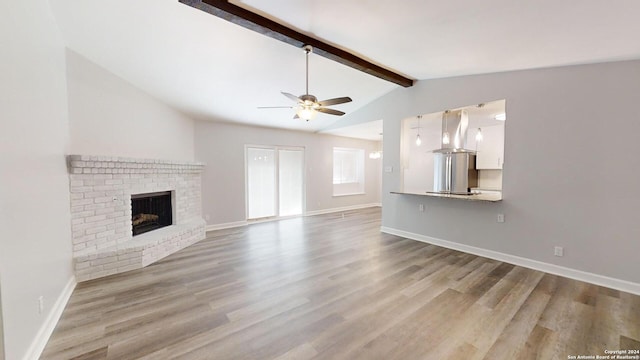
[206,220,248,232]
[381,226,640,296]
[205,203,382,231]
[24,276,76,360]
[205,204,383,231]
[305,203,381,217]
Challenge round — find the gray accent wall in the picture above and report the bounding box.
[332,60,640,284]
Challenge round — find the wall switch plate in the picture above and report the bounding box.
[38,296,44,314]
[497,214,505,223]
[205,214,210,221]
[554,246,564,257]
[419,204,424,212]
[384,166,393,173]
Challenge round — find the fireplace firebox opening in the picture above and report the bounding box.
[131,191,173,236]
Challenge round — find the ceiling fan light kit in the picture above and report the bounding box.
[296,104,317,121]
[261,45,352,121]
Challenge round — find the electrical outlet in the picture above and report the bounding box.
[419,204,425,212]
[554,246,564,257]
[384,166,393,173]
[497,214,505,223]
[38,296,44,314]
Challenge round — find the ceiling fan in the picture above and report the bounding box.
[259,45,352,121]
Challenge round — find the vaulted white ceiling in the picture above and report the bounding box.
[50,0,640,134]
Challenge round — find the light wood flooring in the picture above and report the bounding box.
[42,208,640,359]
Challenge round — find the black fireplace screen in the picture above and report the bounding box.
[131,191,172,236]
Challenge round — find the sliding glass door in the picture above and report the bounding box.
[278,149,304,217]
[246,147,276,219]
[246,146,304,220]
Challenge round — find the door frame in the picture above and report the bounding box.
[244,144,306,221]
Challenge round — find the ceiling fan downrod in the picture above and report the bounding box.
[303,45,312,96]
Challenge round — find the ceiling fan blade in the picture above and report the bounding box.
[318,97,352,107]
[257,106,293,109]
[281,92,302,103]
[316,107,346,116]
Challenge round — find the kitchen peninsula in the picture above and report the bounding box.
[391,190,502,202]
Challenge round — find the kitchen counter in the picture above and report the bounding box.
[390,191,502,202]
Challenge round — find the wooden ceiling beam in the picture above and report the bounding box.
[179,0,414,87]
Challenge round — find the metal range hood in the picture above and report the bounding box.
[432,109,475,154]
[432,110,476,194]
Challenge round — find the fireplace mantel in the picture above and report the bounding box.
[66,155,206,281]
[67,154,205,174]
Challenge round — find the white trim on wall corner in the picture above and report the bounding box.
[204,203,383,232]
[305,203,381,217]
[23,276,76,360]
[0,276,4,360]
[380,227,640,296]
[206,220,248,232]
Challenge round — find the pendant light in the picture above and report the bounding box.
[370,131,383,159]
[442,111,450,145]
[415,115,422,146]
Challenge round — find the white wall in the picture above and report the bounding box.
[66,50,195,161]
[194,121,381,226]
[333,60,640,286]
[0,2,75,359]
[478,170,502,190]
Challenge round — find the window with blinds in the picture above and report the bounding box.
[333,147,364,196]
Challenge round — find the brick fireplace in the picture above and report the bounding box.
[67,155,206,282]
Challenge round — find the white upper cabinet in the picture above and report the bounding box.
[476,124,504,170]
